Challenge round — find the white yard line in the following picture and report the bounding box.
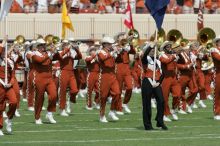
[1,136,220,144]
[12,125,220,134]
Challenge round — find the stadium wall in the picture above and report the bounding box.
[0,14,220,40]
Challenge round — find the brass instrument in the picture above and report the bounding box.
[128,29,139,39]
[118,38,129,48]
[167,29,183,48]
[36,34,44,39]
[128,29,140,52]
[150,28,166,47]
[15,35,25,44]
[12,35,26,53]
[197,27,216,51]
[45,34,54,45]
[180,38,189,47]
[197,27,216,70]
[52,36,60,44]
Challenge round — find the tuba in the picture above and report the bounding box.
[167,29,183,48]
[197,27,216,51]
[197,28,216,71]
[150,28,166,47]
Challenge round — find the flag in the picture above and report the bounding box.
[62,0,74,39]
[0,0,13,21]
[145,0,170,29]
[197,0,204,31]
[123,0,134,29]
[15,0,24,9]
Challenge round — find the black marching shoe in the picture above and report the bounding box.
[156,123,168,130]
[145,126,154,131]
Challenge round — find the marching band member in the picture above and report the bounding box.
[141,42,168,130]
[177,45,198,114]
[131,53,142,94]
[0,40,17,135]
[203,69,214,100]
[85,46,100,110]
[25,40,37,111]
[187,43,208,108]
[211,35,220,120]
[159,41,181,121]
[31,39,58,124]
[58,40,82,116]
[97,36,120,123]
[21,41,32,102]
[115,33,136,114]
[52,60,60,101]
[8,42,24,118]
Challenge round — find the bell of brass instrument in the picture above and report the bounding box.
[197,27,216,51]
[128,29,140,39]
[180,38,189,47]
[128,29,140,52]
[15,35,25,45]
[150,28,166,47]
[167,29,183,47]
[52,36,60,44]
[197,28,216,70]
[118,38,129,48]
[45,34,54,45]
[36,34,44,39]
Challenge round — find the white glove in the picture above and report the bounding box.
[174,54,179,61]
[198,53,204,59]
[152,81,160,88]
[4,83,12,89]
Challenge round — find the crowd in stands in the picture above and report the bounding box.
[1,0,220,14]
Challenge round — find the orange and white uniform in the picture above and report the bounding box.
[85,54,100,108]
[97,48,120,117]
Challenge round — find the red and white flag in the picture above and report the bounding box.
[15,0,24,8]
[123,0,134,29]
[197,0,204,31]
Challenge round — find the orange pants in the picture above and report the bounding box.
[187,70,206,104]
[214,73,220,115]
[13,77,20,109]
[161,76,181,116]
[131,70,139,88]
[59,70,78,110]
[0,85,17,129]
[116,64,133,111]
[204,70,213,96]
[99,73,120,117]
[179,73,198,110]
[22,71,28,99]
[52,71,59,102]
[196,70,206,101]
[75,68,87,90]
[86,72,100,107]
[131,68,142,89]
[27,69,35,107]
[34,73,57,120]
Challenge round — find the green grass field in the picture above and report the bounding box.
[1,93,220,146]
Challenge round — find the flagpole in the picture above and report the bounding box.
[152,29,158,83]
[5,16,8,84]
